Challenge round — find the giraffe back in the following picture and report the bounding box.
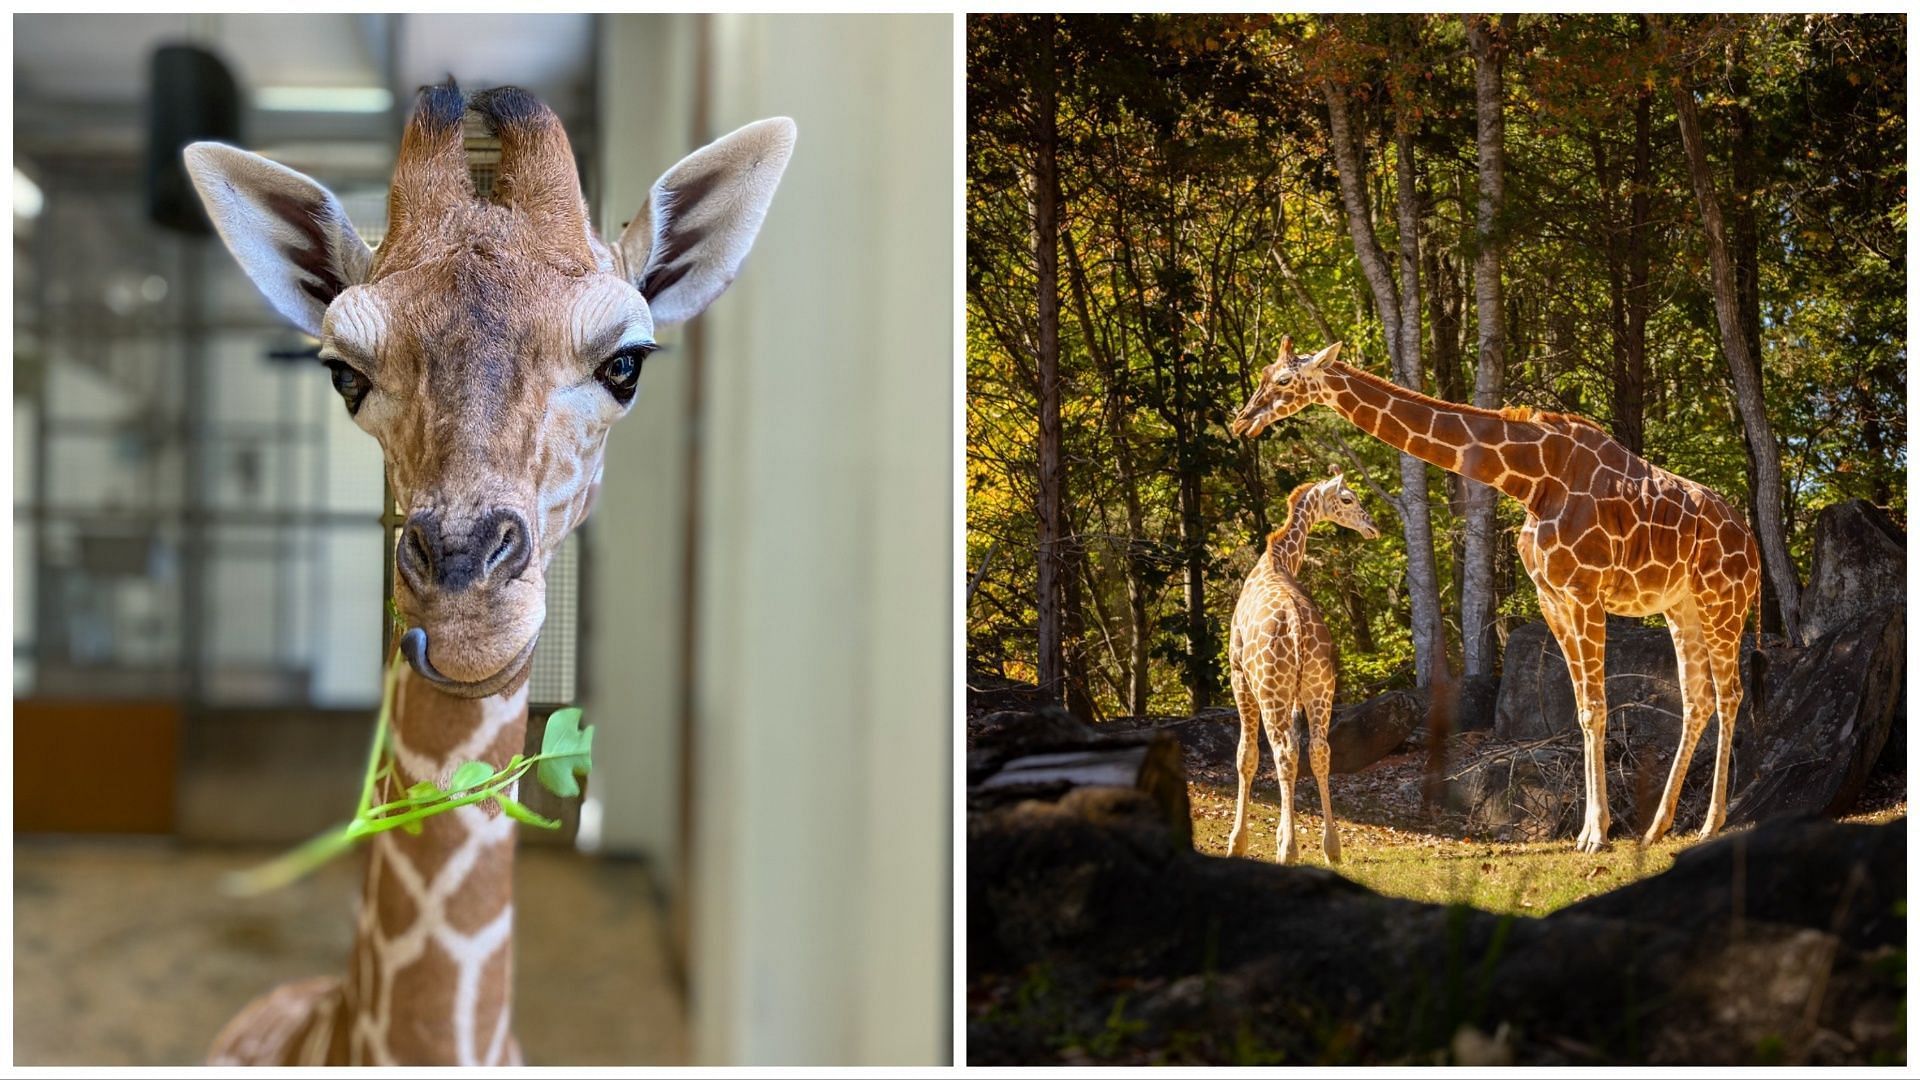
[1230,557,1336,711]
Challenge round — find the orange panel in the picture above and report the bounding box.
[14,700,179,834]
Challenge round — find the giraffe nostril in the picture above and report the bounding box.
[397,513,441,593]
[410,525,435,572]
[480,510,531,581]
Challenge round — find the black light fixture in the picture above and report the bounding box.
[146,43,240,235]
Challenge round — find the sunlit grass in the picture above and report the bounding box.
[1191,780,1772,916]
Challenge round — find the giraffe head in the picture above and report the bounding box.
[1290,473,1380,540]
[186,83,795,696]
[1230,336,1342,438]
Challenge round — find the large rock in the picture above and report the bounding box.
[1565,812,1905,950]
[1494,618,1684,742]
[968,705,1192,847]
[1328,690,1421,773]
[1801,499,1905,643]
[1446,673,1502,733]
[1798,499,1906,777]
[1151,691,1423,781]
[969,794,1905,1065]
[1726,604,1903,826]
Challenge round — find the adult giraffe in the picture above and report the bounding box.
[187,82,794,1063]
[1231,338,1760,853]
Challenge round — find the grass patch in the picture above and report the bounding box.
[1192,781,1679,915]
[1191,775,1906,916]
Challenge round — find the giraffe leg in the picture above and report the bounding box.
[1644,609,1713,845]
[1545,590,1612,853]
[1265,703,1300,865]
[1307,688,1340,865]
[1226,665,1261,857]
[1699,611,1746,838]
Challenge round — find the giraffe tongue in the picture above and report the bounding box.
[398,626,529,698]
[399,627,443,680]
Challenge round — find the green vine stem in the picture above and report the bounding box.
[221,652,593,898]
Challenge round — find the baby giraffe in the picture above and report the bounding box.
[1227,474,1380,865]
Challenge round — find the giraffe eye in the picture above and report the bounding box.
[323,360,370,415]
[596,344,655,405]
[1342,493,1354,503]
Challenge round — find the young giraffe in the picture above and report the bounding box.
[1232,338,1761,853]
[185,82,794,1064]
[1228,475,1381,865]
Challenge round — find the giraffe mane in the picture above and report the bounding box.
[1334,361,1610,434]
[1264,480,1324,561]
[1273,479,1322,532]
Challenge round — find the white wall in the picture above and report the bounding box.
[693,14,952,1065]
[587,13,702,873]
[592,12,953,1067]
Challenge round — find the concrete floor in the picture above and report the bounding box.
[14,839,688,1065]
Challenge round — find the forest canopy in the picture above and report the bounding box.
[966,14,1905,719]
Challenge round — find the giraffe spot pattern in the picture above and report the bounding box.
[1232,350,1762,855]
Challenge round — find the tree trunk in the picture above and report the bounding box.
[1728,77,1789,639]
[1176,386,1214,709]
[1616,74,1653,458]
[1340,570,1377,656]
[1062,228,1153,718]
[1031,16,1067,698]
[1461,13,1511,678]
[1322,69,1451,689]
[1670,70,1804,643]
[1059,515,1098,720]
[1426,247,1466,422]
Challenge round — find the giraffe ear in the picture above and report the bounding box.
[616,117,796,326]
[1306,341,1342,368]
[183,143,373,337]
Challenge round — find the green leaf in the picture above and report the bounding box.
[495,794,561,830]
[447,760,495,793]
[406,780,443,804]
[536,707,594,799]
[401,818,423,836]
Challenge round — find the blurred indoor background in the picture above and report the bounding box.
[13,12,951,1066]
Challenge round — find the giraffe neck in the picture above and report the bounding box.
[1318,361,1549,504]
[340,668,527,1065]
[1267,497,1320,578]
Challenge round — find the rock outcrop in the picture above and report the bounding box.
[1799,499,1904,643]
[1726,605,1904,827]
[1492,617,1686,743]
[970,789,1906,1065]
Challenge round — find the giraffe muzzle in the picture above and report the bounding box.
[400,625,539,698]
[1230,398,1280,438]
[390,504,547,695]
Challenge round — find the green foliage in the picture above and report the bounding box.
[967,14,1904,716]
[536,707,594,800]
[222,653,590,896]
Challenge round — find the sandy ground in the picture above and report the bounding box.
[14,839,687,1066]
